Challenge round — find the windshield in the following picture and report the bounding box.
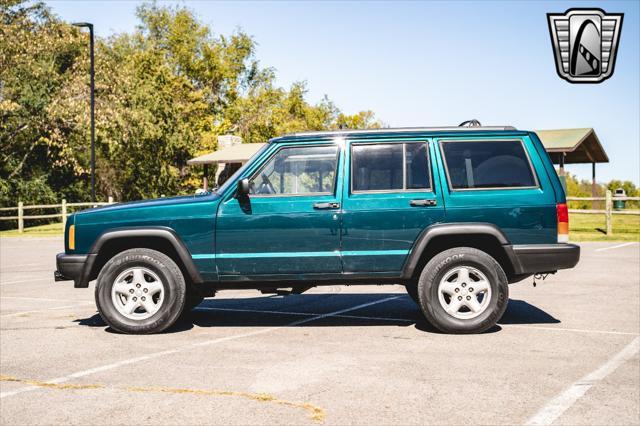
[215,143,271,195]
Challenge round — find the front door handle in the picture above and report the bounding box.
[410,199,437,207]
[313,202,340,210]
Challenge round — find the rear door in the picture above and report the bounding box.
[340,138,446,273]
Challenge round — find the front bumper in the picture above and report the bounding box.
[55,253,97,288]
[507,243,580,275]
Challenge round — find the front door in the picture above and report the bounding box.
[215,142,343,277]
[340,139,446,273]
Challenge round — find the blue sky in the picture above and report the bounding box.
[45,0,639,184]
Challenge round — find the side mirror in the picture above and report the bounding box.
[236,178,250,197]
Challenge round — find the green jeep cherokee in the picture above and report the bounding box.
[55,125,580,334]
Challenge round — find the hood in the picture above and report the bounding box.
[75,192,220,216]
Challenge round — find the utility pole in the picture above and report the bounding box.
[73,22,96,202]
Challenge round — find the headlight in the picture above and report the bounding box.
[68,224,75,250]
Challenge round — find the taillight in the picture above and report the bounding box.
[68,224,75,250]
[557,203,569,243]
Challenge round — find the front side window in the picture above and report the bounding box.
[440,140,537,189]
[351,142,431,192]
[249,145,339,195]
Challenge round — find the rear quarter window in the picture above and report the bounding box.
[440,140,537,190]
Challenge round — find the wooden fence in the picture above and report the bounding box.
[0,197,114,233]
[567,190,640,236]
[1,190,638,235]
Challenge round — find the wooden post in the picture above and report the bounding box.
[592,162,597,210]
[215,163,225,188]
[61,199,67,229]
[18,201,24,233]
[557,154,567,193]
[605,189,612,236]
[108,196,114,204]
[203,164,209,191]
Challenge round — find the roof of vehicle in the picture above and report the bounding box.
[270,125,522,142]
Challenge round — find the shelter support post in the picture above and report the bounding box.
[556,153,567,193]
[203,164,209,191]
[592,162,597,210]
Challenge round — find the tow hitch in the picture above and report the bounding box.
[532,272,554,287]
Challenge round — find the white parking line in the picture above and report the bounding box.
[0,302,93,318]
[198,307,640,336]
[195,306,413,323]
[1,302,94,318]
[0,262,49,269]
[595,242,637,252]
[0,295,400,399]
[0,278,51,286]
[525,336,640,425]
[0,296,83,303]
[501,324,639,336]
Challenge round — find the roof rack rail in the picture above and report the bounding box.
[458,119,482,127]
[275,124,517,139]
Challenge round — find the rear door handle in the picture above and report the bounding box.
[410,199,437,207]
[313,202,340,210]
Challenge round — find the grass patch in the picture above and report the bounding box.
[570,213,640,242]
[2,213,638,242]
[0,222,63,237]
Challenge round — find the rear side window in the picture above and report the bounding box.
[440,140,537,190]
[351,142,431,192]
[406,143,430,189]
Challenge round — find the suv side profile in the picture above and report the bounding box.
[55,125,580,334]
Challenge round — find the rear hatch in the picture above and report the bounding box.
[529,131,569,242]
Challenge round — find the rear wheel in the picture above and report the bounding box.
[417,247,508,334]
[95,248,186,334]
[405,283,420,305]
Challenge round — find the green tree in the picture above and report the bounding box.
[1,0,88,206]
[336,110,383,130]
[1,0,382,214]
[564,173,604,209]
[606,180,638,209]
[606,180,637,197]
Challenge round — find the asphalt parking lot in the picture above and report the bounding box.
[0,237,638,425]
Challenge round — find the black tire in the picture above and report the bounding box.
[184,291,205,311]
[405,283,420,305]
[177,291,205,320]
[95,248,186,334]
[417,247,508,334]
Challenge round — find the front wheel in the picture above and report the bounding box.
[417,247,508,334]
[95,248,186,334]
[184,291,205,311]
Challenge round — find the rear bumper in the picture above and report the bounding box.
[507,244,580,275]
[55,253,96,288]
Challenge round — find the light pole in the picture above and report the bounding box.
[72,22,96,202]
